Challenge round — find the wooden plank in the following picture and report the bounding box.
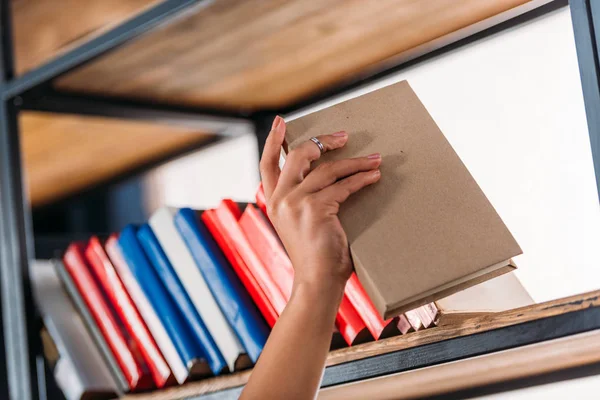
[55,0,542,111]
[123,290,600,400]
[318,330,600,399]
[11,0,158,75]
[20,111,211,206]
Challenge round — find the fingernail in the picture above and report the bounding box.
[372,169,381,177]
[332,131,347,137]
[272,116,282,129]
[367,153,381,159]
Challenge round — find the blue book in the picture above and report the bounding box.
[174,208,270,362]
[137,224,227,375]
[116,226,211,380]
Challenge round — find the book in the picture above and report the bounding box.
[106,235,191,385]
[136,224,229,375]
[239,204,371,345]
[175,208,270,363]
[84,236,174,388]
[213,200,288,316]
[53,259,129,393]
[116,226,212,380]
[149,208,251,370]
[31,260,119,400]
[436,272,533,313]
[202,207,278,328]
[285,80,522,319]
[62,243,154,391]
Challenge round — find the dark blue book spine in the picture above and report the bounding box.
[117,225,206,368]
[175,208,269,362]
[137,224,227,375]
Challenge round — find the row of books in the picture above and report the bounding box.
[31,185,441,399]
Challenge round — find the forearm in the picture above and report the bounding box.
[241,278,345,400]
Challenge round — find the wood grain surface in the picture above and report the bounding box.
[55,0,535,111]
[20,111,210,206]
[11,0,157,75]
[318,330,600,399]
[123,290,600,400]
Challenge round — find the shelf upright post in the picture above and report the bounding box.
[0,0,41,399]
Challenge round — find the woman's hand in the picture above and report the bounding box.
[241,115,381,400]
[260,115,382,290]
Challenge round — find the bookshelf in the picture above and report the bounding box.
[1,0,600,399]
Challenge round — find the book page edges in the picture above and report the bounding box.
[382,259,516,319]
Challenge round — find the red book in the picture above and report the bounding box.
[345,273,399,339]
[239,204,370,345]
[214,200,287,317]
[202,207,278,328]
[85,236,174,388]
[63,243,154,391]
[256,183,268,216]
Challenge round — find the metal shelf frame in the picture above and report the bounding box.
[0,0,599,399]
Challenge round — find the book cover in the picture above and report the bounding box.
[239,204,370,345]
[285,81,522,318]
[202,207,278,328]
[32,260,119,399]
[53,259,129,393]
[62,243,154,391]
[148,208,249,371]
[214,200,288,316]
[85,236,174,388]
[137,224,229,374]
[116,226,212,379]
[106,235,191,385]
[175,208,270,363]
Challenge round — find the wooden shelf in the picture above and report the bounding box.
[11,0,159,76]
[20,112,212,207]
[54,0,535,111]
[123,290,600,400]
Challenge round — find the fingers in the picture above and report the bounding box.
[277,131,348,194]
[301,153,382,193]
[318,168,381,204]
[259,116,286,200]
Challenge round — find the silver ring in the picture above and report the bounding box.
[309,137,325,155]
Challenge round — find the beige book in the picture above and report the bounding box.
[286,81,522,319]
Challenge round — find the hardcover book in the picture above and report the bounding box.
[285,81,521,318]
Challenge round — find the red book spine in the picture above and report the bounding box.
[202,209,278,328]
[84,236,174,388]
[239,204,369,345]
[345,273,396,339]
[238,204,294,299]
[63,243,154,391]
[214,200,288,316]
[256,183,268,216]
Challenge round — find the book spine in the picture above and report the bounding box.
[345,273,396,339]
[238,204,294,299]
[63,243,154,391]
[137,224,227,375]
[106,235,189,385]
[85,236,173,388]
[239,204,369,346]
[148,208,245,372]
[202,209,278,328]
[116,226,211,380]
[175,208,270,364]
[54,260,129,393]
[215,200,288,315]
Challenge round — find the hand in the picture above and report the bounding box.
[259,115,382,290]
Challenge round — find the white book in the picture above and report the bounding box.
[436,272,534,313]
[150,207,246,371]
[105,240,190,384]
[31,261,118,400]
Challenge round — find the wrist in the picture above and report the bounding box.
[291,278,346,308]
